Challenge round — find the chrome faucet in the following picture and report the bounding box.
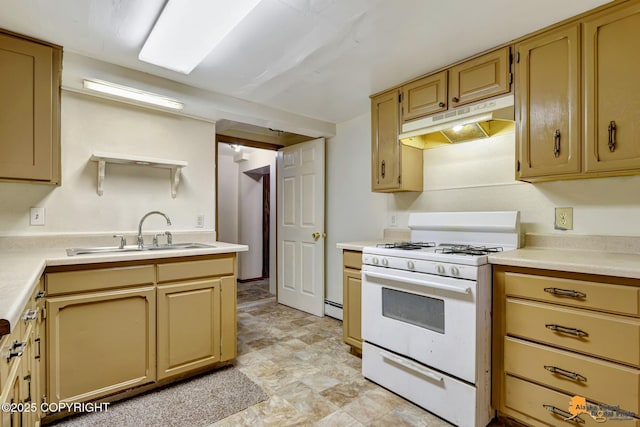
[137,211,172,248]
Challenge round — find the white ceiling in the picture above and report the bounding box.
[0,0,612,124]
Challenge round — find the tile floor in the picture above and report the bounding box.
[213,300,463,426]
[237,278,274,306]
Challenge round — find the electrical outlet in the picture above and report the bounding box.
[389,214,398,226]
[554,207,573,231]
[195,214,204,228]
[30,207,45,226]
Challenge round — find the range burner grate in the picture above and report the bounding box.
[435,245,503,256]
[377,241,436,250]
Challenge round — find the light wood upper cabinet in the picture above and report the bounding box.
[516,24,581,179]
[0,30,61,184]
[401,71,448,121]
[371,89,423,193]
[449,46,511,108]
[584,2,640,174]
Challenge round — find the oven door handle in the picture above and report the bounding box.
[379,349,444,382]
[364,271,471,295]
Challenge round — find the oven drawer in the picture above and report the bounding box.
[506,298,640,367]
[362,342,491,427]
[505,272,640,316]
[504,375,639,427]
[504,336,640,414]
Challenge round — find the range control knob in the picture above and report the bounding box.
[437,265,445,275]
[372,257,379,265]
[382,258,389,267]
[451,266,460,276]
[407,261,415,270]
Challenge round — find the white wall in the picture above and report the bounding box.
[325,113,387,306]
[0,91,216,236]
[386,130,640,236]
[238,150,276,283]
[217,154,239,243]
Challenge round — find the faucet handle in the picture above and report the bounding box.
[113,234,127,249]
[165,231,172,245]
[153,231,173,246]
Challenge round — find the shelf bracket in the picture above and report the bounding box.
[97,160,106,196]
[170,167,182,199]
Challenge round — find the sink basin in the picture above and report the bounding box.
[66,242,216,256]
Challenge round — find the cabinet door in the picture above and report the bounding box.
[402,71,448,121]
[0,33,54,182]
[584,3,640,173]
[47,287,156,404]
[343,268,362,351]
[371,90,401,191]
[516,25,581,179]
[0,368,20,427]
[157,279,221,380]
[449,46,511,108]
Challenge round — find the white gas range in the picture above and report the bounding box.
[361,211,520,427]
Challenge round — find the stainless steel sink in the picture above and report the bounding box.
[66,242,216,256]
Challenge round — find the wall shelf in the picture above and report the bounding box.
[90,152,188,198]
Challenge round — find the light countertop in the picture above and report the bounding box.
[336,240,389,251]
[0,241,248,337]
[489,234,640,279]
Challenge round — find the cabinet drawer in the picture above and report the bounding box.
[46,265,155,295]
[506,299,640,367]
[504,336,640,413]
[157,256,234,283]
[505,374,639,427]
[505,272,640,316]
[343,250,362,270]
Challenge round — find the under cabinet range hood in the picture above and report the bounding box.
[400,94,515,148]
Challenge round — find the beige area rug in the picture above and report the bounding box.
[52,366,268,427]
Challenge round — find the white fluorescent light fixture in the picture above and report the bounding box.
[139,0,263,74]
[82,79,184,110]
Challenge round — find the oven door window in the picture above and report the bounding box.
[381,287,444,334]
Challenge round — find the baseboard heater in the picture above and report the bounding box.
[324,300,343,320]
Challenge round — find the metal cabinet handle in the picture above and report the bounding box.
[544,287,586,299]
[22,309,38,322]
[7,341,26,361]
[438,101,445,108]
[543,405,585,424]
[545,324,589,337]
[608,121,617,152]
[452,96,460,103]
[35,290,46,301]
[553,129,561,158]
[544,365,587,382]
[381,160,386,179]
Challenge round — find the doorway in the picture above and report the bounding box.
[216,136,278,306]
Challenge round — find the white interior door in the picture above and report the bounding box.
[277,138,325,316]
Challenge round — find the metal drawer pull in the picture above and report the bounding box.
[544,287,586,299]
[544,365,587,382]
[364,271,471,295]
[543,405,585,424]
[608,120,616,152]
[545,324,589,337]
[7,341,26,361]
[553,129,561,158]
[379,349,443,382]
[22,309,38,322]
[381,160,386,179]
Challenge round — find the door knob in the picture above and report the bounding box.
[312,232,321,241]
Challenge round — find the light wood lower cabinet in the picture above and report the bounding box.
[46,286,156,404]
[41,253,237,421]
[0,280,45,427]
[342,250,362,353]
[494,266,640,426]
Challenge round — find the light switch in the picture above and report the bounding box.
[30,207,45,226]
[554,207,573,231]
